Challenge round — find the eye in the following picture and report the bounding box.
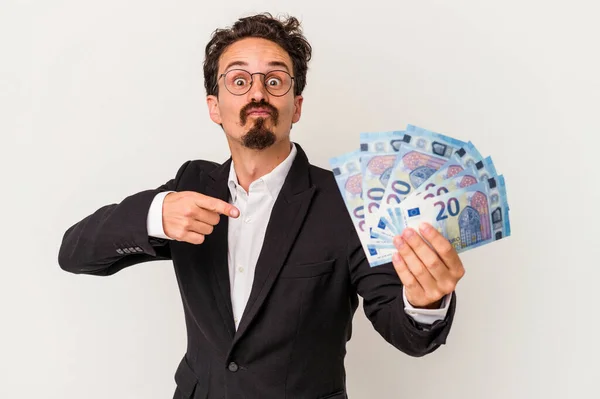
[266,77,282,86]
[233,77,248,86]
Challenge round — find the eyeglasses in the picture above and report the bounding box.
[217,69,295,97]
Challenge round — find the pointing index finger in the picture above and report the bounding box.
[198,195,239,218]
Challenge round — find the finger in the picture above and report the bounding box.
[393,235,439,296]
[418,223,465,280]
[189,220,215,236]
[194,208,221,226]
[196,194,239,218]
[401,227,452,283]
[392,252,425,297]
[169,219,212,242]
[180,231,206,245]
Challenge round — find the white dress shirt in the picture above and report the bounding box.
[147,143,450,330]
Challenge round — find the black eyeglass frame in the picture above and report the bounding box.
[216,69,296,97]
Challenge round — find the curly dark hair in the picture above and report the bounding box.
[203,13,312,97]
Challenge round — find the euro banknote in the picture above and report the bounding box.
[371,128,467,239]
[329,124,511,267]
[397,179,511,252]
[329,150,397,266]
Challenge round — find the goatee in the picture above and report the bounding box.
[240,100,279,150]
[241,117,277,150]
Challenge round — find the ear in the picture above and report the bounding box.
[206,95,222,125]
[291,95,303,124]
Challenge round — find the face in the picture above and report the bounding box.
[206,37,303,150]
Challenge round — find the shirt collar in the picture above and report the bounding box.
[227,143,297,202]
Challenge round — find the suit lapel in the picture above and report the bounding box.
[230,144,316,348]
[204,159,236,338]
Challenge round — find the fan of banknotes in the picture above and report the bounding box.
[329,124,511,267]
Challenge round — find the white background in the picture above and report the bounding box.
[2,0,599,398]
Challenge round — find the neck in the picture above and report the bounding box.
[228,138,292,192]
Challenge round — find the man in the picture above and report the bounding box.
[58,13,465,399]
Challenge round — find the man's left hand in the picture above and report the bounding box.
[392,223,465,309]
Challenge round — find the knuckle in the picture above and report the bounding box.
[437,241,454,256]
[404,278,418,290]
[427,290,442,302]
[195,193,206,201]
[441,281,456,294]
[393,256,405,269]
[181,218,192,230]
[397,243,411,255]
[413,238,425,249]
[179,227,189,238]
[453,265,465,280]
[406,235,421,248]
[172,229,184,240]
[411,263,426,278]
[426,259,441,271]
[208,200,220,213]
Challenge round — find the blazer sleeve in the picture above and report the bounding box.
[57,160,191,276]
[348,230,457,357]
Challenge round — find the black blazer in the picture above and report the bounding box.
[58,143,456,399]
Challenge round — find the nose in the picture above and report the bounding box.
[247,73,269,102]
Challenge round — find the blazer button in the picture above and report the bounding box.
[228,362,239,372]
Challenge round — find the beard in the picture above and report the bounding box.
[242,117,277,150]
[239,100,279,150]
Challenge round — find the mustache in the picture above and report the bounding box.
[239,100,279,125]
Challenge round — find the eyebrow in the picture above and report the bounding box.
[222,60,291,74]
[222,60,248,72]
[266,61,290,73]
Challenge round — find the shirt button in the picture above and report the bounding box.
[228,362,239,372]
[238,266,244,273]
[244,216,252,223]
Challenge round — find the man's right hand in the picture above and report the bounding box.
[162,192,239,245]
